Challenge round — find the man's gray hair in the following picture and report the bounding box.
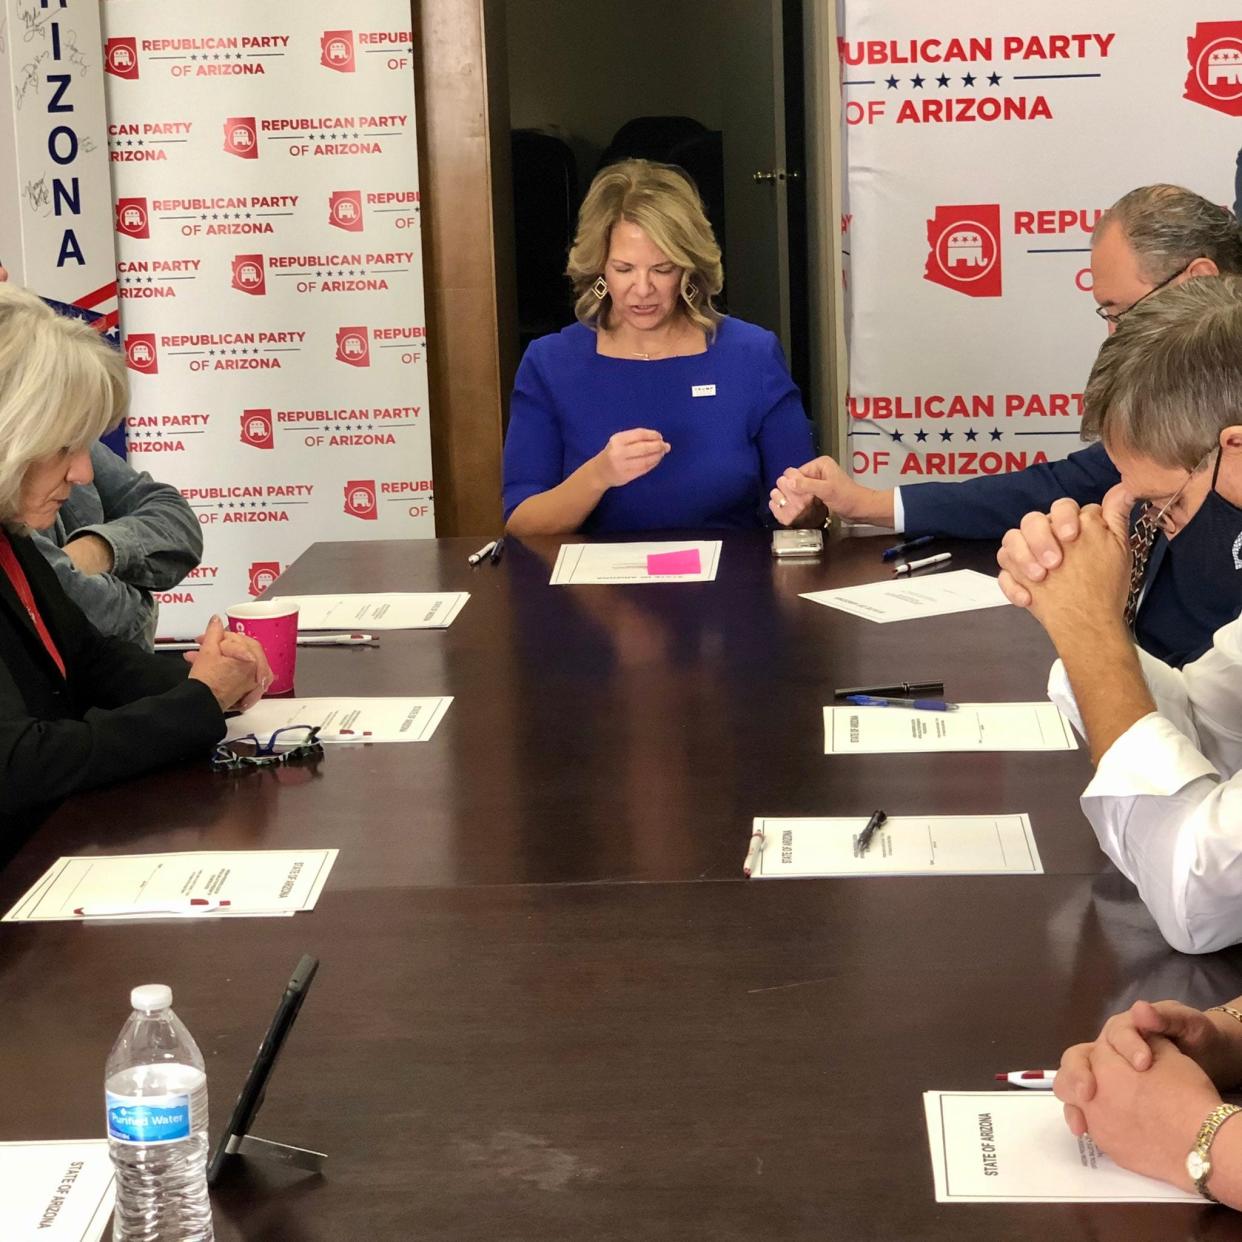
[1094,184,1242,281]
[0,283,127,532]
[1082,274,1242,467]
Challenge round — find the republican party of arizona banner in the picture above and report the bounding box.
[838,2,1242,495]
[101,0,429,635]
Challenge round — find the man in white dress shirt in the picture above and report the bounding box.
[997,274,1242,954]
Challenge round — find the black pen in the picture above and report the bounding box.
[881,535,935,562]
[834,681,944,700]
[856,809,887,856]
[489,537,505,564]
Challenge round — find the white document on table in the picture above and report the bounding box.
[0,1140,115,1241]
[924,1091,1200,1203]
[2,849,339,922]
[801,569,1008,622]
[226,696,452,744]
[549,540,722,585]
[272,592,469,630]
[823,702,1078,754]
[746,815,1042,877]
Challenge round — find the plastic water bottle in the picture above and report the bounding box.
[105,984,214,1241]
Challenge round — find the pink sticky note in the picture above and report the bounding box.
[647,548,702,576]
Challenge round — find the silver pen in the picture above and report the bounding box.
[296,633,377,646]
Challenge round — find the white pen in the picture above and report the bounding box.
[993,1069,1058,1089]
[74,898,233,917]
[742,830,765,877]
[468,540,497,565]
[296,633,377,646]
[893,552,952,575]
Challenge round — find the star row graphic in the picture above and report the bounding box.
[186,52,272,61]
[120,275,196,285]
[883,72,1004,88]
[293,269,400,278]
[882,428,1005,443]
[182,502,285,510]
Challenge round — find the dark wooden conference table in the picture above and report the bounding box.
[5,530,1242,1241]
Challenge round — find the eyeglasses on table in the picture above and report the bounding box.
[211,725,324,771]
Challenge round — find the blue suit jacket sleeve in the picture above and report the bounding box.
[755,333,816,483]
[898,441,1120,539]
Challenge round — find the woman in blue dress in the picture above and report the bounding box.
[503,159,823,535]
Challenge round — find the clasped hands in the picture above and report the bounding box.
[995,484,1134,638]
[184,615,272,711]
[1053,1000,1241,1190]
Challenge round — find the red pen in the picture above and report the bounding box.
[742,830,764,877]
[74,898,233,917]
[994,1069,1057,1089]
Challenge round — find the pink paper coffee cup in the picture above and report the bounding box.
[226,601,299,696]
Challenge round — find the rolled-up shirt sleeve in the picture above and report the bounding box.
[1047,618,1242,954]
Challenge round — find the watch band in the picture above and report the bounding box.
[1187,1103,1242,1202]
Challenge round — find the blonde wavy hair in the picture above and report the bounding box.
[0,284,128,532]
[567,159,724,338]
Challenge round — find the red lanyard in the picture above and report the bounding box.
[0,532,66,679]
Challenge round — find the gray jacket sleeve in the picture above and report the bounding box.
[31,443,203,647]
[27,535,158,647]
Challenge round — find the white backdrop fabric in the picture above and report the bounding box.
[101,0,431,634]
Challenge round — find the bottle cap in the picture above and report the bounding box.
[130,984,172,1013]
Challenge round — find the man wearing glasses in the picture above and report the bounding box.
[780,184,1242,667]
[997,276,1242,953]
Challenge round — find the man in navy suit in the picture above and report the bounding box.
[779,185,1242,667]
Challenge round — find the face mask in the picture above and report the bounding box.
[1166,451,1242,567]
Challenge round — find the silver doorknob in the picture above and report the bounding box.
[752,169,800,184]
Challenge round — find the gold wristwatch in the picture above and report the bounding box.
[1187,1103,1242,1202]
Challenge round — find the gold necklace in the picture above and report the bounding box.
[628,330,683,361]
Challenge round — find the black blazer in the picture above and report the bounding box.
[0,531,225,837]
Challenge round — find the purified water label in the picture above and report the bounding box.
[106,1094,191,1144]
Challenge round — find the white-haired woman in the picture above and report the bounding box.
[0,284,268,836]
[503,159,824,534]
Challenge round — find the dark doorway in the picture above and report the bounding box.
[503,0,810,414]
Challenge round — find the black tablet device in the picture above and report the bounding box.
[207,954,320,1184]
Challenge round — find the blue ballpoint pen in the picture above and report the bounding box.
[881,534,935,561]
[845,694,959,712]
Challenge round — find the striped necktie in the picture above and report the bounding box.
[1123,503,1161,628]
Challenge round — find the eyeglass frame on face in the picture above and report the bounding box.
[1143,445,1220,536]
[1095,258,1196,326]
[211,724,323,770]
